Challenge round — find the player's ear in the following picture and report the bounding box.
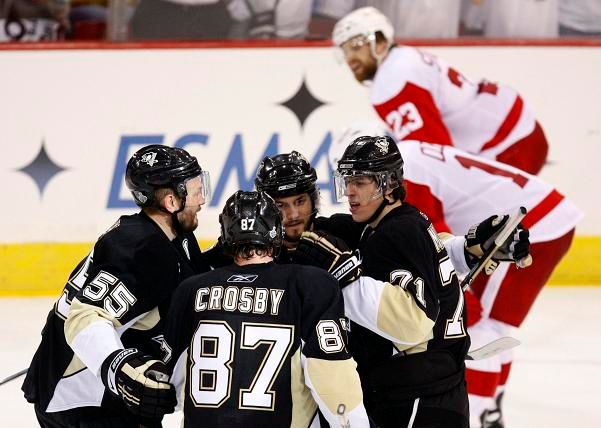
[159,190,180,214]
[375,38,388,56]
[383,188,395,203]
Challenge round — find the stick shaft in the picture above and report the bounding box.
[0,368,28,386]
[461,207,527,291]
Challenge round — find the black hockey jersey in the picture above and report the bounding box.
[317,204,469,401]
[163,261,369,427]
[22,212,211,413]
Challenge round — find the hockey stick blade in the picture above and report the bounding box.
[461,206,527,291]
[466,337,521,361]
[0,368,28,386]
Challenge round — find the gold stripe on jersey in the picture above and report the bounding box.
[178,349,189,408]
[62,354,87,378]
[437,232,455,243]
[64,298,123,344]
[290,347,317,428]
[306,357,363,417]
[394,329,434,356]
[129,306,161,331]
[377,284,436,349]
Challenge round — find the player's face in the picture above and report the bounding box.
[343,175,383,222]
[274,193,313,243]
[340,35,378,82]
[177,176,206,232]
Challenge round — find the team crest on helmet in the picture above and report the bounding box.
[140,152,158,167]
[375,137,389,154]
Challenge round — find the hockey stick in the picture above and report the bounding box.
[466,337,521,361]
[461,206,528,291]
[0,368,28,386]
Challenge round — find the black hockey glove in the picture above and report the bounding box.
[465,215,532,272]
[292,231,362,288]
[100,348,176,419]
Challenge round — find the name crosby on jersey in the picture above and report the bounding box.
[195,281,285,315]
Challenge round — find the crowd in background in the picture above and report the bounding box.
[1,0,600,42]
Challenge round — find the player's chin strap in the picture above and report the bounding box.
[171,197,186,235]
[365,193,393,224]
[156,194,187,235]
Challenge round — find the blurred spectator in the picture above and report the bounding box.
[461,0,558,38]
[313,0,462,39]
[460,0,485,35]
[1,0,69,40]
[68,0,107,39]
[559,0,601,36]
[228,0,313,39]
[130,0,233,40]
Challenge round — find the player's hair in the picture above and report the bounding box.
[230,244,274,260]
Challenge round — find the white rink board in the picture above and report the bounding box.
[0,46,599,242]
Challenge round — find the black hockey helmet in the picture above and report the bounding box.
[125,145,210,208]
[334,135,404,202]
[255,151,319,200]
[219,190,284,253]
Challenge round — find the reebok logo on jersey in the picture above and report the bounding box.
[227,274,258,283]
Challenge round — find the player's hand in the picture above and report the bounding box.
[101,348,176,418]
[464,215,532,271]
[292,231,362,288]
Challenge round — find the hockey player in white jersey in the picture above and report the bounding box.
[329,121,583,428]
[332,6,549,175]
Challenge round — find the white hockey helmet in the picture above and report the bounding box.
[332,7,394,48]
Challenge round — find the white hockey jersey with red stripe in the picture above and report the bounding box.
[370,46,538,159]
[398,141,582,243]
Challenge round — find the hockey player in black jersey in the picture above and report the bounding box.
[328,135,471,427]
[22,145,213,427]
[254,147,530,428]
[255,151,485,271]
[161,190,370,427]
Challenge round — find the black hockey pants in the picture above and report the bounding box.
[34,403,164,428]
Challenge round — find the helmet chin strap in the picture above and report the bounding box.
[368,36,390,66]
[366,198,388,224]
[158,195,186,236]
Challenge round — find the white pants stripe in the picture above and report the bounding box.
[407,397,420,428]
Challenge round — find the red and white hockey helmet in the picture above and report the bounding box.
[332,7,394,47]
